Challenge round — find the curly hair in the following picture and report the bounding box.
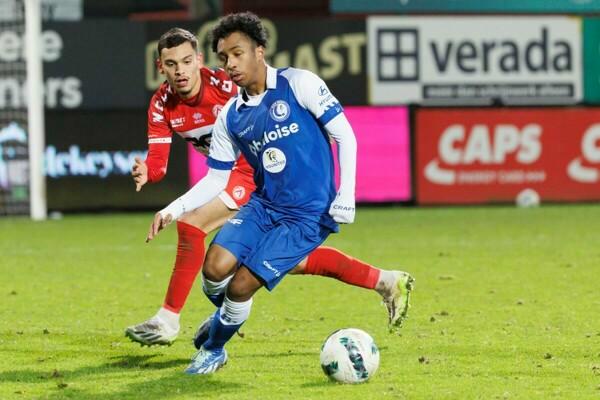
[157,27,198,55]
[210,12,268,52]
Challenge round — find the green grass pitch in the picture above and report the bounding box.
[1,205,599,399]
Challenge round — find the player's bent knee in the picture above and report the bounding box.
[226,268,261,302]
[203,245,237,281]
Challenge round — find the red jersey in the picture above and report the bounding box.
[145,67,252,182]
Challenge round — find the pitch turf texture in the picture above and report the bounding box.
[1,205,599,399]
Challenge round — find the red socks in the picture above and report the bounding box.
[162,221,207,313]
[303,246,380,289]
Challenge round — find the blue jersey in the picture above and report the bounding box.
[207,66,344,229]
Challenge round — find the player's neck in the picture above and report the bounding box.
[244,64,267,96]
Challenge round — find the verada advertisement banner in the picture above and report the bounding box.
[367,16,582,106]
[416,107,600,204]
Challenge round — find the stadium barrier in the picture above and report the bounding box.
[44,110,189,211]
[414,107,600,204]
[5,15,600,210]
[188,106,412,203]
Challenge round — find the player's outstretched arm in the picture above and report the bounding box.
[145,167,231,242]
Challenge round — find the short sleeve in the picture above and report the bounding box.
[282,68,344,126]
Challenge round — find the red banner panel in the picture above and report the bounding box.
[416,108,600,204]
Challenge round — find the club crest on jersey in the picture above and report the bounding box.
[269,100,290,122]
[262,147,287,173]
[232,185,246,200]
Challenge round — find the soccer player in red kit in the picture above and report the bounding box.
[126,27,414,346]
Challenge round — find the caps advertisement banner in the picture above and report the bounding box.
[367,16,582,106]
[416,107,600,204]
[188,106,412,203]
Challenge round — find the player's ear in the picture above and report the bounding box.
[156,58,165,75]
[256,45,265,62]
[197,51,204,67]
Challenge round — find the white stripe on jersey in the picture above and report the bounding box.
[148,137,172,144]
[177,124,214,139]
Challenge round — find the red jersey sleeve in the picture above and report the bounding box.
[146,88,172,183]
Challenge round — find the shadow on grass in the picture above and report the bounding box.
[103,354,188,370]
[44,373,244,400]
[0,354,190,383]
[1,354,245,399]
[300,379,335,388]
[235,351,316,359]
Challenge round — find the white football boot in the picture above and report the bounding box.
[125,317,179,346]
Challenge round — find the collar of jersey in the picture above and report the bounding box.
[236,64,277,110]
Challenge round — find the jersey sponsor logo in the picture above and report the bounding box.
[318,94,334,107]
[567,124,600,183]
[248,123,300,156]
[154,100,164,112]
[232,185,246,200]
[228,218,243,225]
[262,260,281,277]
[262,147,287,173]
[318,85,329,96]
[269,100,290,122]
[180,125,213,151]
[171,117,185,128]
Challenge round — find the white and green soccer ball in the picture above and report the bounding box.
[320,328,380,384]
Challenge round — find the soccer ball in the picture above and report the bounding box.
[320,328,380,384]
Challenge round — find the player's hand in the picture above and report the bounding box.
[146,212,173,242]
[329,193,355,224]
[131,157,148,192]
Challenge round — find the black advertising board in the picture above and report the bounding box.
[0,21,146,110]
[2,17,367,111]
[145,18,367,105]
[45,110,189,211]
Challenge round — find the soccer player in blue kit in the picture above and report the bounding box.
[182,12,413,374]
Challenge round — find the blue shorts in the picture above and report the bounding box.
[212,199,334,290]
